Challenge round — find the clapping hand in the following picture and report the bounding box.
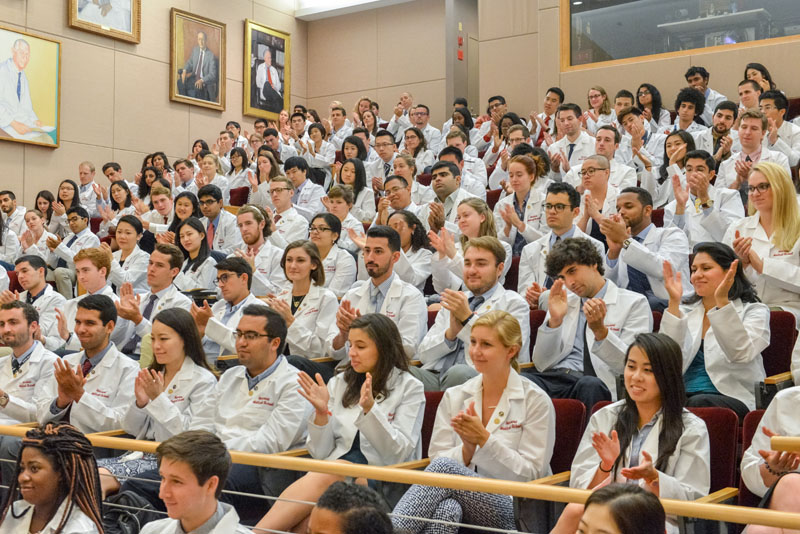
[547,279,568,328]
[592,430,620,474]
[713,259,737,309]
[451,401,489,447]
[298,371,330,424]
[758,426,800,486]
[135,368,165,407]
[359,372,375,414]
[621,450,659,494]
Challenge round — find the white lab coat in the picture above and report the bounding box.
[301,140,336,189]
[0,499,100,534]
[337,213,366,255]
[109,246,149,295]
[723,214,800,322]
[0,228,19,264]
[663,186,744,246]
[691,128,741,156]
[571,401,709,534]
[548,131,596,178]
[246,180,274,211]
[608,225,692,301]
[213,357,308,453]
[269,207,309,249]
[140,208,173,235]
[660,300,769,411]
[122,358,217,441]
[16,285,66,347]
[578,185,621,238]
[430,371,555,481]
[46,228,100,271]
[351,187,377,223]
[38,343,138,433]
[293,180,327,222]
[308,368,424,465]
[20,230,57,261]
[44,286,131,353]
[716,148,791,190]
[203,210,244,255]
[228,167,255,190]
[517,228,606,293]
[533,282,652,399]
[430,240,513,294]
[140,503,252,534]
[411,180,436,207]
[2,206,25,237]
[0,342,58,425]
[331,276,427,360]
[173,255,218,292]
[766,120,800,166]
[321,244,357,299]
[741,385,800,497]
[418,188,477,236]
[205,294,268,357]
[127,285,193,342]
[276,284,339,357]
[493,185,548,246]
[358,247,433,292]
[564,160,637,190]
[237,241,287,297]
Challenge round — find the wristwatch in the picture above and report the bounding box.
[460,312,475,327]
[622,238,632,250]
[699,199,714,209]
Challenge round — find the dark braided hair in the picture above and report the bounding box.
[0,424,104,534]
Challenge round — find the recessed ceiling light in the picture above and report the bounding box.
[573,1,583,4]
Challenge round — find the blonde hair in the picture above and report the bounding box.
[472,310,522,372]
[150,186,172,199]
[202,153,223,175]
[458,198,497,248]
[749,162,800,250]
[588,85,611,115]
[395,153,418,178]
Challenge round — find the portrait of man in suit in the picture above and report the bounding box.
[256,46,282,113]
[244,21,289,119]
[177,30,219,103]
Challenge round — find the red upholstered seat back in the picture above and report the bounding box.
[551,399,586,474]
[421,391,445,458]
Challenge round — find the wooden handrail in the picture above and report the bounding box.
[764,372,793,385]
[695,488,739,504]
[87,429,127,437]
[771,436,800,452]
[390,458,430,470]
[529,471,570,485]
[1,425,799,528]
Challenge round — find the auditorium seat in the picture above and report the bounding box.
[335,150,344,164]
[652,310,662,332]
[738,409,765,509]
[421,391,444,458]
[486,188,502,210]
[427,309,438,330]
[756,311,797,408]
[503,256,520,292]
[228,187,249,207]
[417,173,432,187]
[90,217,101,234]
[529,309,547,357]
[687,407,738,493]
[7,270,22,293]
[550,399,586,474]
[651,208,664,228]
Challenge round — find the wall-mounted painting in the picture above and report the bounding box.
[68,0,141,44]
[170,8,226,111]
[243,19,290,120]
[0,26,60,148]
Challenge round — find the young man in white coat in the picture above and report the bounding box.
[139,431,252,534]
[415,236,530,391]
[690,101,740,170]
[123,305,308,520]
[663,150,744,246]
[231,205,286,297]
[576,155,620,250]
[604,187,692,312]
[45,206,101,298]
[198,184,243,255]
[759,90,800,167]
[329,225,427,361]
[418,161,477,236]
[518,183,606,309]
[38,294,138,439]
[563,126,637,190]
[193,257,267,365]
[267,177,309,249]
[548,104,596,180]
[0,255,66,345]
[114,244,193,359]
[523,237,652,411]
[0,301,59,484]
[617,107,666,175]
[284,156,326,223]
[0,190,25,237]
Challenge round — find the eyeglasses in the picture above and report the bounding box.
[544,203,570,212]
[748,183,771,194]
[215,273,241,284]
[588,93,603,99]
[385,186,406,195]
[578,167,607,178]
[199,199,219,206]
[234,330,272,341]
[67,217,84,223]
[488,102,504,110]
[270,187,291,194]
[375,143,394,148]
[637,90,651,96]
[308,226,332,233]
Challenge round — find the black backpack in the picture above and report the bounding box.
[102,491,160,534]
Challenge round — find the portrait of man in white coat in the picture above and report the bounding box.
[76,0,132,34]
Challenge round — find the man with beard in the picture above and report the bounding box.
[231,205,286,296]
[691,101,740,170]
[328,225,426,361]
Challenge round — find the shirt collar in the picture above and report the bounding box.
[246,355,284,390]
[371,272,395,296]
[13,341,38,369]
[469,281,501,300]
[27,285,47,303]
[550,225,577,246]
[153,285,173,300]
[82,342,113,368]
[634,223,655,242]
[178,502,226,534]
[210,213,221,228]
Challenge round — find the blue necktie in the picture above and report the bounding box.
[567,143,576,161]
[55,235,79,269]
[626,237,652,294]
[16,72,21,100]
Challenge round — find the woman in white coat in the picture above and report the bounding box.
[300,123,336,189]
[335,158,375,223]
[494,154,549,257]
[226,147,255,191]
[661,242,769,418]
[636,83,672,134]
[584,86,617,135]
[246,150,281,210]
[392,311,555,533]
[429,198,512,293]
[197,154,230,205]
[309,213,356,299]
[0,216,19,269]
[173,217,218,292]
[403,127,435,173]
[552,332,710,534]
[266,240,339,360]
[97,180,136,240]
[255,313,425,533]
[0,424,103,534]
[106,215,149,295]
[394,154,435,207]
[724,162,800,326]
[17,210,56,262]
[48,180,81,238]
[96,308,217,498]
[740,385,800,534]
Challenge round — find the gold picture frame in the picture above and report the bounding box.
[68,0,141,44]
[0,25,61,148]
[243,19,290,120]
[169,8,226,111]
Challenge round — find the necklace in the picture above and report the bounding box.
[291,294,306,308]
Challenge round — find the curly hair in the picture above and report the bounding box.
[545,237,605,278]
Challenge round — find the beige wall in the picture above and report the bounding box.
[305,0,447,128]
[478,0,800,121]
[0,0,307,206]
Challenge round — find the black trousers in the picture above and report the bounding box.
[686,392,750,421]
[286,355,336,383]
[523,368,611,416]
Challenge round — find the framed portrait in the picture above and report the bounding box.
[243,19,290,120]
[68,0,141,44]
[0,26,60,148]
[170,8,226,111]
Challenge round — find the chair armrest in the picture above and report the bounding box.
[273,449,309,457]
[409,360,421,367]
[390,458,431,470]
[218,354,238,361]
[694,487,739,504]
[529,471,570,485]
[519,362,535,370]
[764,372,794,386]
[312,357,335,363]
[224,206,239,214]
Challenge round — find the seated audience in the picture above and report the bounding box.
[196,153,231,205]
[284,156,326,222]
[636,83,671,133]
[393,311,555,533]
[96,180,136,239]
[617,107,665,175]
[548,103,596,178]
[758,90,800,167]
[46,206,100,298]
[309,212,357,299]
[576,154,621,250]
[685,66,726,127]
[267,176,310,248]
[335,157,376,223]
[199,184,243,255]
[255,313,425,533]
[105,215,149,294]
[226,146,254,190]
[0,191,25,238]
[394,153,434,208]
[48,180,80,239]
[18,209,56,261]
[418,161,477,235]
[309,481,392,534]
[493,154,549,257]
[173,217,218,292]
[691,101,740,168]
[324,185,365,255]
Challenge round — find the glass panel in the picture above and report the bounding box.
[569,0,800,67]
